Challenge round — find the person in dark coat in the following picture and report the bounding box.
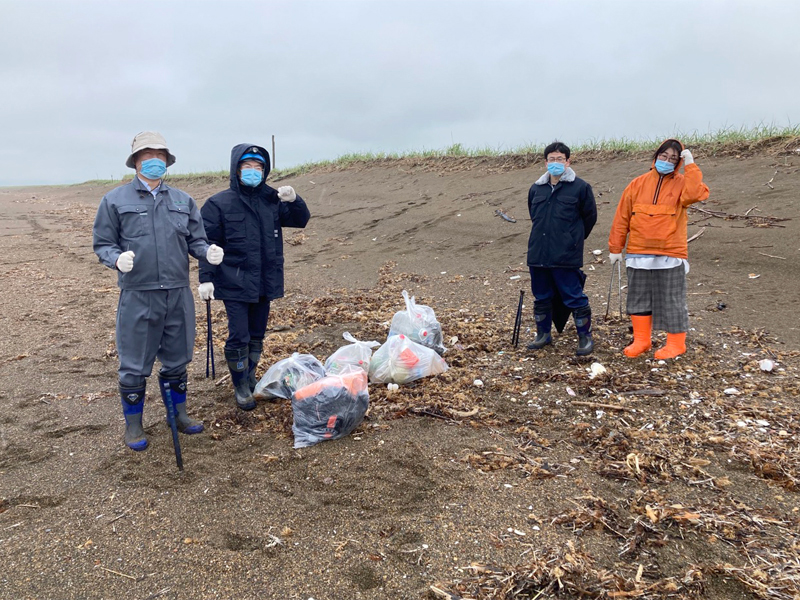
[526,141,597,355]
[199,144,310,410]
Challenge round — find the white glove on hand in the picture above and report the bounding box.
[198,282,215,301]
[609,252,623,265]
[116,250,135,273]
[206,244,224,265]
[277,186,296,202]
[680,149,694,165]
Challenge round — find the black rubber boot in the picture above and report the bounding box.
[574,306,594,356]
[120,386,148,451]
[247,337,264,394]
[159,377,204,434]
[527,302,553,350]
[225,346,256,411]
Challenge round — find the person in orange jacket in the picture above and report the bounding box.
[608,139,710,359]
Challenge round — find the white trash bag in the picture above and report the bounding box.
[388,290,446,355]
[325,331,380,375]
[254,352,326,400]
[368,334,448,385]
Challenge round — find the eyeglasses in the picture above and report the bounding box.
[546,157,567,164]
[657,152,679,164]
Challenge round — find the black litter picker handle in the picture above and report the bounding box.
[512,290,524,347]
[205,300,215,379]
[161,381,184,471]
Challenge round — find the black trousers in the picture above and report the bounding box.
[222,297,271,350]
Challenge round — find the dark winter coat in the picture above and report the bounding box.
[199,143,310,302]
[526,168,597,268]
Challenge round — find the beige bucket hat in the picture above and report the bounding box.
[125,131,177,169]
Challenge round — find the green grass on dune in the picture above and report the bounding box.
[82,124,800,185]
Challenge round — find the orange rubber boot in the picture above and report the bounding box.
[654,332,686,360]
[624,315,652,357]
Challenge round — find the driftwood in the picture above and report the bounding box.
[571,400,636,412]
[618,388,667,397]
[687,227,706,243]
[688,205,789,227]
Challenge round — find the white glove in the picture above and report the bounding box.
[198,282,215,301]
[116,250,135,273]
[680,149,694,165]
[206,244,224,265]
[609,252,623,265]
[277,186,296,202]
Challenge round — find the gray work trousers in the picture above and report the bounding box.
[116,287,196,388]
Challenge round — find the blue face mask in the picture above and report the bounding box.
[654,160,675,175]
[546,162,566,177]
[139,158,167,180]
[240,168,263,187]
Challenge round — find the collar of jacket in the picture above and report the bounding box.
[534,166,576,186]
[132,175,169,194]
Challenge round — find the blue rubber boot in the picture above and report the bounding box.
[574,306,594,356]
[247,337,264,394]
[159,377,204,434]
[225,346,256,411]
[527,302,553,350]
[120,387,148,451]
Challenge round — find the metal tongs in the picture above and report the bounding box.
[604,260,623,320]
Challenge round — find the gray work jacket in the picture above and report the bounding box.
[93,177,210,290]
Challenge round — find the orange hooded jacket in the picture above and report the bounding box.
[608,139,709,259]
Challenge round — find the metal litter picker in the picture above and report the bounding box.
[604,260,623,320]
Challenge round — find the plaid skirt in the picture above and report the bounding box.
[626,265,688,333]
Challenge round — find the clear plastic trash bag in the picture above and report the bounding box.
[291,367,369,449]
[368,334,448,385]
[388,290,446,355]
[325,331,380,375]
[254,352,326,400]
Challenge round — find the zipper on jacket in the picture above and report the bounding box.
[652,174,665,204]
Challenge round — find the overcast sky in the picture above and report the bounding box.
[1,0,798,186]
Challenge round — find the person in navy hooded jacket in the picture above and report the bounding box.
[199,144,310,410]
[526,141,597,355]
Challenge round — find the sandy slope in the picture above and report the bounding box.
[1,148,799,599]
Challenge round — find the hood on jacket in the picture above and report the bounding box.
[651,138,685,173]
[229,143,272,194]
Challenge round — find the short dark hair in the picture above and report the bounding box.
[652,139,682,162]
[544,141,570,160]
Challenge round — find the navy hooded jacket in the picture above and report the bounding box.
[526,168,597,268]
[199,143,310,302]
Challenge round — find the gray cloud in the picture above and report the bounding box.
[1,0,798,185]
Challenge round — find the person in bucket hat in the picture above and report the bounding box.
[125,131,177,169]
[198,143,310,410]
[93,131,225,451]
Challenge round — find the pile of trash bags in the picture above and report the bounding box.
[254,290,449,448]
